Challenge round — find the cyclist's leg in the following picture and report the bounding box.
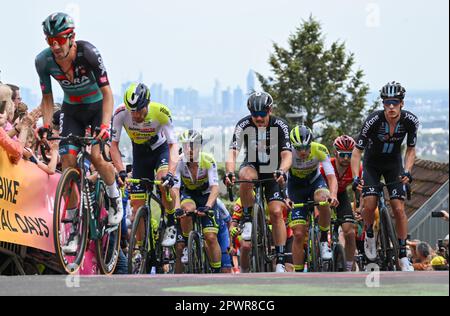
[313,176,331,243]
[154,143,175,223]
[59,104,86,211]
[217,223,232,273]
[361,163,382,230]
[239,239,252,273]
[200,199,221,273]
[265,177,287,268]
[88,101,118,198]
[175,222,187,274]
[238,163,258,216]
[287,179,309,272]
[337,191,357,271]
[361,162,383,261]
[87,102,123,225]
[384,160,408,262]
[180,195,195,234]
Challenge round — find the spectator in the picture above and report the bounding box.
[6,84,21,109]
[13,101,28,123]
[1,91,24,163]
[411,241,433,271]
[22,134,59,175]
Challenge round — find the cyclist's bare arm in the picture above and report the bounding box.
[404,146,416,174]
[326,174,338,199]
[172,187,181,210]
[225,149,238,175]
[279,150,293,174]
[100,85,114,128]
[351,148,363,180]
[206,185,220,208]
[40,93,54,127]
[168,143,180,175]
[110,140,125,172]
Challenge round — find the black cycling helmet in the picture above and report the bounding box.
[42,12,75,37]
[380,81,406,100]
[247,91,273,112]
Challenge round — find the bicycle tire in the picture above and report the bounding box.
[127,206,150,274]
[95,182,121,275]
[187,231,203,274]
[332,243,346,272]
[251,204,265,272]
[53,168,88,274]
[310,225,321,272]
[381,208,400,271]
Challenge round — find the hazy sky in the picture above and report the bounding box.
[0,0,448,97]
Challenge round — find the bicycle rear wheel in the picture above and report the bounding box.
[53,168,89,274]
[128,206,150,274]
[95,182,121,275]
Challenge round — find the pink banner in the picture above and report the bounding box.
[0,147,60,253]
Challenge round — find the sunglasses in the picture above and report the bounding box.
[383,99,402,106]
[46,34,71,46]
[337,151,352,159]
[251,110,269,118]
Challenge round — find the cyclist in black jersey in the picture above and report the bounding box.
[35,13,123,253]
[225,91,292,273]
[351,81,419,271]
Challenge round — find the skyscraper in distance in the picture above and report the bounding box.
[247,69,255,94]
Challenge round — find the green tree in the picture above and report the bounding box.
[257,16,376,148]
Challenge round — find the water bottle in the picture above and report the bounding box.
[150,266,156,275]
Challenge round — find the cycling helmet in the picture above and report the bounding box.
[290,125,313,149]
[333,135,356,152]
[380,81,406,100]
[247,91,273,112]
[179,129,203,144]
[124,83,151,112]
[42,12,75,37]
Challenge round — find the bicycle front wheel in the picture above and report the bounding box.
[187,231,203,274]
[95,182,121,275]
[128,206,150,274]
[53,168,88,274]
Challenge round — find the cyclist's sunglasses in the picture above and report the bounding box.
[383,99,402,106]
[46,34,72,46]
[251,110,269,118]
[293,144,311,151]
[337,151,352,159]
[0,101,7,115]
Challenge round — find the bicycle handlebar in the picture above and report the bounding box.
[291,199,332,209]
[127,178,173,202]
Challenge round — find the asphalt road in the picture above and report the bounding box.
[0,271,448,296]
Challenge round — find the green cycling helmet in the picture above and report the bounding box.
[43,12,75,37]
[290,125,313,149]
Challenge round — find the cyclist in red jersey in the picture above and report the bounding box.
[320,135,362,271]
